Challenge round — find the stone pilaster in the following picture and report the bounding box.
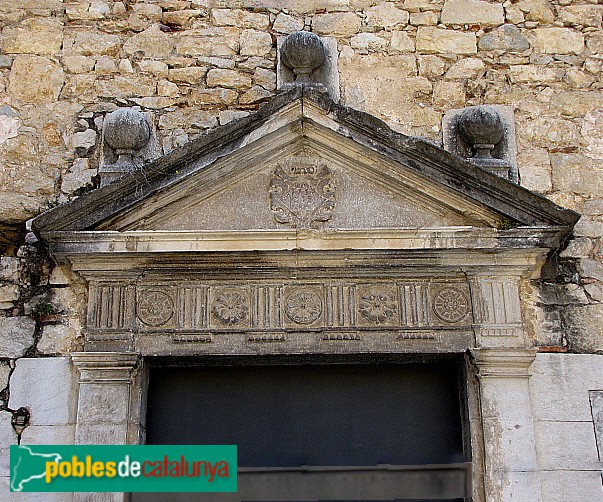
[468,274,527,348]
[472,348,542,502]
[71,352,141,445]
[71,352,141,502]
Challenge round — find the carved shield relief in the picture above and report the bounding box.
[269,159,336,229]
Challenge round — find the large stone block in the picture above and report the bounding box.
[540,471,603,502]
[211,8,269,30]
[0,411,16,477]
[20,425,75,445]
[441,0,504,27]
[0,317,35,358]
[206,68,251,88]
[240,29,273,57]
[517,148,552,193]
[516,0,555,23]
[8,56,64,104]
[38,320,82,355]
[8,358,78,426]
[478,24,530,52]
[167,66,207,85]
[2,18,63,55]
[313,12,361,37]
[123,24,174,58]
[365,3,409,29]
[95,76,156,98]
[559,5,603,29]
[416,27,477,55]
[535,420,601,470]
[273,13,303,34]
[564,303,603,353]
[389,31,415,53]
[73,32,121,57]
[550,154,603,197]
[529,28,585,55]
[509,65,563,84]
[175,27,239,56]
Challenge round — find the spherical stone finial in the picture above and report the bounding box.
[103,108,150,155]
[280,31,326,84]
[457,106,505,151]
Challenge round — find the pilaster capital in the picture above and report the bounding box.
[470,348,537,378]
[71,352,140,383]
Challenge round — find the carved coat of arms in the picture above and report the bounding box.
[269,161,336,229]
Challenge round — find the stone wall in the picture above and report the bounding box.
[0,0,602,499]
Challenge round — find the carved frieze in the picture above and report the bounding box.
[357,287,398,325]
[212,290,249,326]
[137,289,174,327]
[269,158,336,229]
[88,280,474,336]
[432,286,470,324]
[285,289,323,325]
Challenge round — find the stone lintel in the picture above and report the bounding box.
[471,348,538,378]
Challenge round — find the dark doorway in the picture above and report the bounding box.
[135,359,470,501]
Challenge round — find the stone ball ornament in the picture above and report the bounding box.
[457,106,505,151]
[280,31,326,84]
[103,108,151,156]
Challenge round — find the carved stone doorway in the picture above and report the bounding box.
[134,355,471,502]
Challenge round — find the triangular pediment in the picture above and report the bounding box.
[33,88,578,243]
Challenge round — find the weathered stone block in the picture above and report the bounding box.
[167,67,207,84]
[253,67,276,91]
[517,148,552,193]
[189,87,238,106]
[410,11,438,26]
[433,81,465,107]
[540,470,603,502]
[351,33,388,53]
[313,13,361,37]
[73,32,121,57]
[365,3,410,29]
[517,0,555,23]
[8,357,77,426]
[550,154,603,197]
[175,27,239,56]
[389,31,415,53]
[0,411,16,477]
[0,317,35,358]
[441,0,504,27]
[38,319,82,354]
[62,55,95,74]
[162,9,206,27]
[559,5,603,29]
[416,27,477,55]
[273,13,303,34]
[444,57,485,79]
[0,361,10,391]
[565,304,603,353]
[95,76,156,99]
[535,420,600,471]
[239,85,272,104]
[137,60,169,77]
[70,129,97,150]
[556,91,603,118]
[530,28,585,55]
[2,18,63,55]
[219,110,249,125]
[211,9,269,30]
[206,68,251,89]
[509,65,563,84]
[8,56,64,104]
[158,108,218,131]
[20,425,75,445]
[0,256,19,281]
[478,24,530,53]
[0,284,19,304]
[123,24,175,58]
[240,29,273,57]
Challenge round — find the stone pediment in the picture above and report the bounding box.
[33,88,578,252]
